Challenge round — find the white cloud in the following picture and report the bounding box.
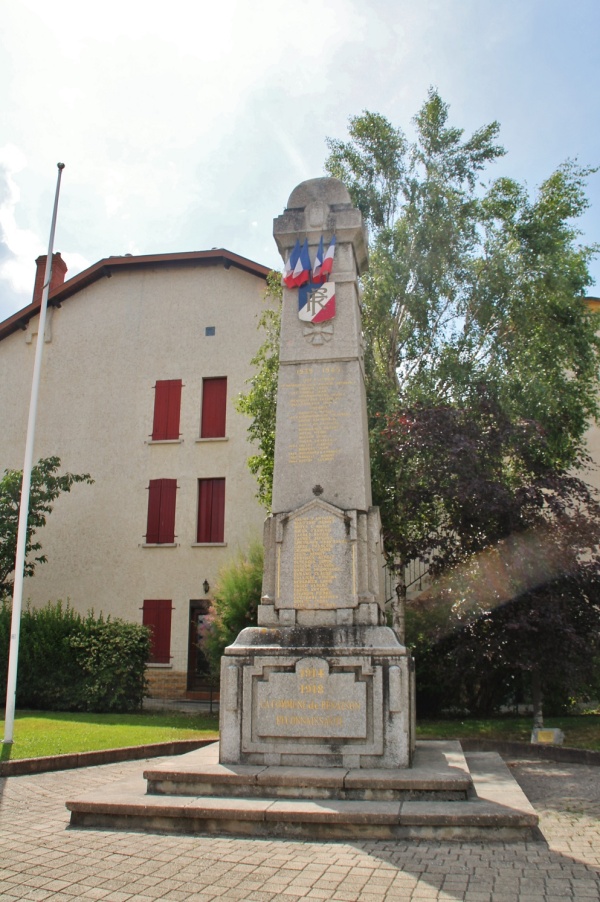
[0,146,44,297]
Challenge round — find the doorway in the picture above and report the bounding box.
[186,599,214,695]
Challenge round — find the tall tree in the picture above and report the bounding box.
[325,90,599,560]
[324,91,600,715]
[0,457,93,594]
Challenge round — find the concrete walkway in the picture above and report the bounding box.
[1,756,599,901]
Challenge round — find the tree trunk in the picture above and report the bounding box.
[392,575,406,645]
[531,667,544,729]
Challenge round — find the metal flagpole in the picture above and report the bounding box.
[2,163,65,745]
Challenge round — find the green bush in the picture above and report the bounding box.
[201,541,263,681]
[0,598,150,712]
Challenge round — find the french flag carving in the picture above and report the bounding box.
[298,281,336,323]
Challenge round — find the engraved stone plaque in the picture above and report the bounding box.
[283,364,350,466]
[255,657,367,739]
[272,358,372,515]
[275,500,357,610]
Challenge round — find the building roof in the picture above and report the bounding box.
[0,248,272,343]
[586,297,600,314]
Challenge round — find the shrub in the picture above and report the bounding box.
[69,615,150,712]
[201,541,263,681]
[0,598,150,712]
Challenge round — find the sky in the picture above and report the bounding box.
[1,0,599,323]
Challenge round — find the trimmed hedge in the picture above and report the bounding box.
[0,599,149,712]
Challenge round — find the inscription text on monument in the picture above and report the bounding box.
[275,502,357,610]
[256,658,367,739]
[284,364,352,466]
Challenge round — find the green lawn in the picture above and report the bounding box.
[1,711,598,761]
[417,714,600,751]
[0,710,219,761]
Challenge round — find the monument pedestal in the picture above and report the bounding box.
[219,625,414,768]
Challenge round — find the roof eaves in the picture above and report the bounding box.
[0,249,273,343]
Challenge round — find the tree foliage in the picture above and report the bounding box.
[199,541,263,682]
[326,92,600,718]
[325,90,599,566]
[406,566,600,718]
[0,457,93,595]
[378,387,600,575]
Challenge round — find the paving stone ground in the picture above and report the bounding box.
[0,756,599,901]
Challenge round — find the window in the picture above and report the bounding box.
[200,377,227,438]
[143,599,173,664]
[146,478,177,543]
[197,478,225,543]
[151,379,182,440]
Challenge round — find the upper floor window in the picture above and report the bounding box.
[197,478,225,543]
[200,377,227,438]
[146,478,178,543]
[152,379,182,440]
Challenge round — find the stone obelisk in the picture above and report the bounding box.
[219,178,415,768]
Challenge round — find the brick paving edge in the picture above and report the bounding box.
[0,738,214,777]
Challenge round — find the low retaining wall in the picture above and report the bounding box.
[0,739,214,777]
[460,738,600,766]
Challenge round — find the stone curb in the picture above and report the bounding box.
[0,738,214,777]
[460,738,600,766]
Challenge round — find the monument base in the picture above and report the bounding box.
[66,741,540,842]
[218,626,415,769]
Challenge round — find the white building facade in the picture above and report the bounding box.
[0,250,271,698]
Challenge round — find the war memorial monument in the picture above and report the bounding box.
[67,179,539,840]
[219,176,414,771]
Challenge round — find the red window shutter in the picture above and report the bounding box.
[143,599,172,664]
[197,478,225,542]
[201,377,227,438]
[146,480,162,543]
[152,380,182,440]
[211,478,225,542]
[146,479,177,543]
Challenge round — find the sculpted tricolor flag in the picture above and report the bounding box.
[282,241,299,287]
[320,235,336,279]
[284,235,336,290]
[312,235,325,283]
[283,239,312,288]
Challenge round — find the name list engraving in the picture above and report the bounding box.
[255,658,367,739]
[292,514,342,609]
[283,365,352,465]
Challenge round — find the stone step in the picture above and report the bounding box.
[144,741,472,801]
[66,783,537,842]
[65,743,539,842]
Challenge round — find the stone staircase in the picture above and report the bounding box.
[66,741,539,842]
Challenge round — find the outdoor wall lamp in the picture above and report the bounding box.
[203,579,210,595]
